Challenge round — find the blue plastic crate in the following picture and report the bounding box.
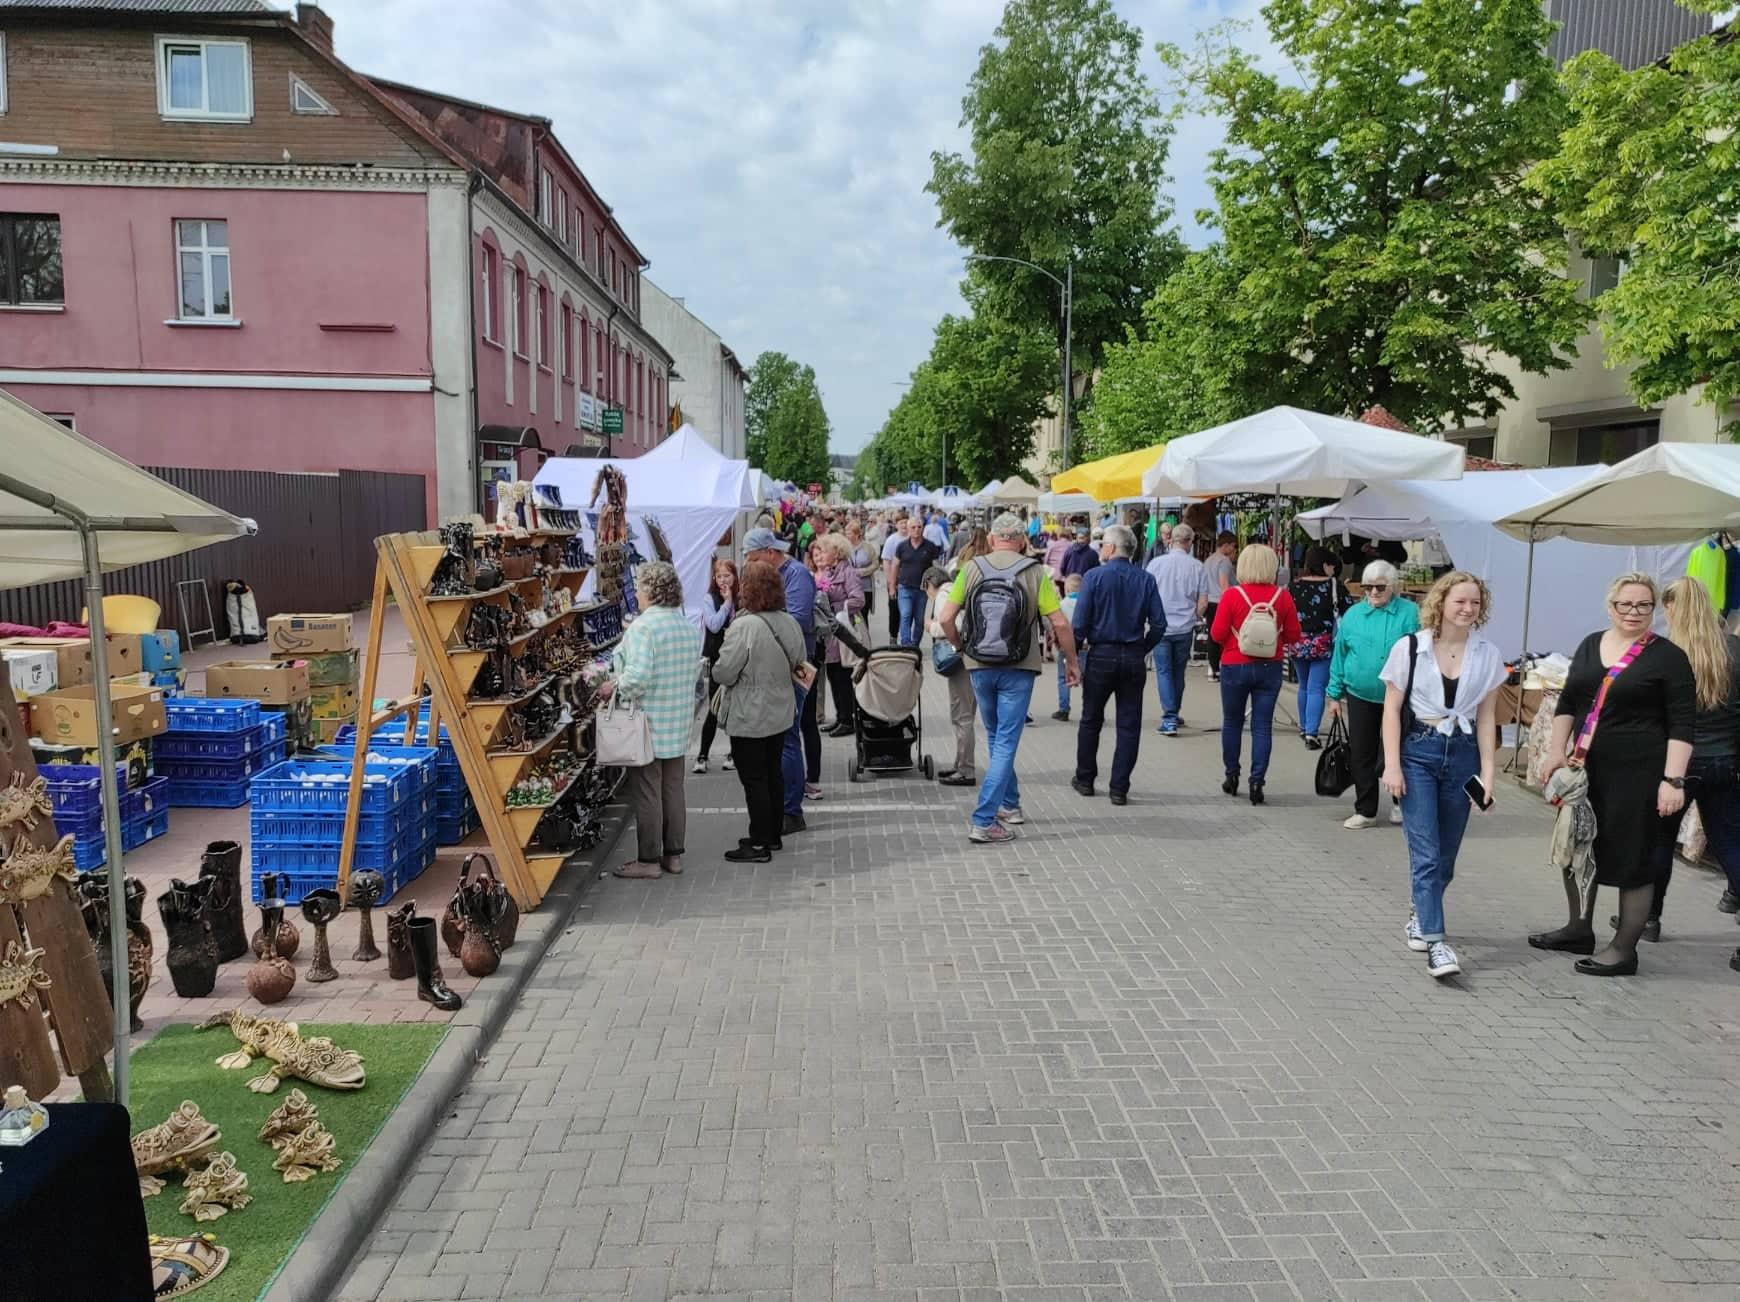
[70,807,170,871]
[166,776,252,809]
[435,811,478,846]
[250,824,430,899]
[314,744,438,795]
[251,831,432,905]
[164,697,263,734]
[156,716,287,762]
[156,741,288,784]
[248,759,418,815]
[250,798,430,848]
[42,763,131,821]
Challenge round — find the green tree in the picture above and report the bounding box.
[1531,2,1740,431]
[762,374,832,488]
[743,351,809,469]
[1161,0,1589,432]
[928,0,1181,409]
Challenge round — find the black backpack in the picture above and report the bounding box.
[961,555,1038,665]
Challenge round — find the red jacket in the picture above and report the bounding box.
[1210,583,1303,665]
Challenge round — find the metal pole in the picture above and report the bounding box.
[79,525,131,1105]
[1061,262,1074,472]
[1512,534,1538,773]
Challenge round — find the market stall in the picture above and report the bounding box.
[1050,444,1166,501]
[992,476,1042,506]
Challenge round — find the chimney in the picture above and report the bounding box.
[296,3,335,53]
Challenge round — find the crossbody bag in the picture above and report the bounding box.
[1569,633,1654,766]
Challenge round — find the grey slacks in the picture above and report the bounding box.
[627,756,686,863]
[947,668,977,778]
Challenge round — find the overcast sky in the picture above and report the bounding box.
[321,0,1270,453]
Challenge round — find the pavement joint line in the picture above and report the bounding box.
[259,800,631,1302]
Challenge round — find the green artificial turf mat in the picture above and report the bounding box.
[128,1019,447,1302]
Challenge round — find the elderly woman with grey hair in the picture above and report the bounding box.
[597,561,704,879]
[1324,559,1420,829]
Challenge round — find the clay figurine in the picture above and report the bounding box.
[299,888,341,983]
[349,868,386,962]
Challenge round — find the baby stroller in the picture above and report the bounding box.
[828,616,931,782]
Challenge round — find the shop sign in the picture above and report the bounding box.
[602,406,624,435]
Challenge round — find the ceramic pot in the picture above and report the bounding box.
[157,879,218,998]
[250,872,301,960]
[385,902,416,981]
[246,902,296,1005]
[197,840,248,963]
[458,925,500,979]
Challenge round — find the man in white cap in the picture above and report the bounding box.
[745,526,816,834]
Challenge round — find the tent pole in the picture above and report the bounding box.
[1513,534,1537,774]
[79,524,130,1105]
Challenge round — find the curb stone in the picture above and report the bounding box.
[258,802,629,1302]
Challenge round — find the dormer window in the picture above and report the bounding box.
[156,37,252,122]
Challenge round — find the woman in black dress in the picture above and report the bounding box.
[1529,573,1694,976]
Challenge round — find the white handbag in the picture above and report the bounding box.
[595,696,655,767]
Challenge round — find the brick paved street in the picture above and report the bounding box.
[336,662,1740,1302]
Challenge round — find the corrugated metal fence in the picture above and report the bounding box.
[1548,0,1712,71]
[0,467,426,636]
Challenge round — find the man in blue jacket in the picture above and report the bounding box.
[1071,524,1169,805]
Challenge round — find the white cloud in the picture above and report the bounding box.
[320,0,1273,454]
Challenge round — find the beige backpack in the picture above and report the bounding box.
[1232,585,1280,658]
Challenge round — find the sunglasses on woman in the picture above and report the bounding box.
[1364,584,1389,593]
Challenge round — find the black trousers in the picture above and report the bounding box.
[826,662,857,728]
[698,709,719,760]
[886,587,900,641]
[1074,644,1147,796]
[1346,694,1384,818]
[730,732,785,847]
[803,677,823,783]
[1204,602,1222,672]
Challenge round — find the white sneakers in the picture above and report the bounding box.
[1405,913,1429,952]
[969,821,1018,844]
[692,757,708,775]
[1426,941,1461,979]
[1344,813,1379,830]
[997,806,1026,825]
[1390,806,1403,825]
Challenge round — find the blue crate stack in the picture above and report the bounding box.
[41,764,171,871]
[331,705,477,846]
[158,697,289,808]
[248,752,437,904]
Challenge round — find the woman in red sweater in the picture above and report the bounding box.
[1210,545,1304,805]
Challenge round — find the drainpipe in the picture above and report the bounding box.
[467,170,484,514]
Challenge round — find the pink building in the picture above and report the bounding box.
[0,2,476,522]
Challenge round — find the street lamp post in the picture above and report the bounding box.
[962,253,1074,471]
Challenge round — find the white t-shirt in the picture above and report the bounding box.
[1379,629,1506,736]
[880,532,903,563]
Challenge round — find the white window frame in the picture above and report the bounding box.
[539,170,553,226]
[173,218,235,322]
[155,36,253,123]
[535,283,549,368]
[1,34,9,116]
[510,266,526,358]
[289,73,336,116]
[480,245,497,342]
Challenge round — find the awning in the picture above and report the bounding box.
[1050,445,1166,501]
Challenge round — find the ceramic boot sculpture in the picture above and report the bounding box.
[385,902,416,980]
[300,889,340,983]
[246,899,296,1005]
[198,840,248,963]
[250,871,300,960]
[407,915,461,1010]
[349,869,385,963]
[157,878,219,998]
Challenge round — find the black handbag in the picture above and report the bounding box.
[1314,713,1354,797]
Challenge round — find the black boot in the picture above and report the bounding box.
[157,879,219,998]
[408,915,462,1010]
[1249,780,1265,806]
[198,840,248,963]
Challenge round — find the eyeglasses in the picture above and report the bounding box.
[1613,601,1656,614]
[1364,584,1389,593]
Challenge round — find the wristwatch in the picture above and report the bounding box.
[1662,776,1686,789]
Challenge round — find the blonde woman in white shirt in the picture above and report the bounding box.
[1379,571,1507,980]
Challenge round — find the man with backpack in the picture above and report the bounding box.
[939,513,1081,844]
[1071,524,1169,805]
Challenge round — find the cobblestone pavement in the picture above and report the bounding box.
[337,660,1740,1302]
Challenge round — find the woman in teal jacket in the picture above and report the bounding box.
[1326,560,1420,829]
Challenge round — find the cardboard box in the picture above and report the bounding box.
[0,637,92,688]
[102,633,143,677]
[31,737,155,788]
[280,648,359,689]
[313,716,350,744]
[265,699,315,753]
[205,660,311,705]
[4,648,58,701]
[140,630,182,672]
[111,671,155,688]
[267,613,355,656]
[307,684,359,720]
[30,682,167,747]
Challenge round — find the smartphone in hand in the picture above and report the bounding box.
[1464,774,1494,811]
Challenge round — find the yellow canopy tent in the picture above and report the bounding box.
[1049,445,1166,501]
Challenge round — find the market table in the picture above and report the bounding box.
[0,1102,152,1300]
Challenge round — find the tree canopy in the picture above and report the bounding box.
[1531,1,1740,431]
[761,372,833,490]
[743,350,808,471]
[1146,0,1589,434]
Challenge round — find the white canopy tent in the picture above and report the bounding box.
[1037,491,1097,515]
[992,475,1042,505]
[1297,469,1689,658]
[1145,405,1466,498]
[975,479,1004,501]
[928,485,983,510]
[1494,443,1740,545]
[882,490,931,509]
[534,429,753,627]
[0,390,256,1102]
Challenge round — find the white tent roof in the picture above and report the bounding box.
[928,485,983,509]
[1038,491,1097,514]
[1145,406,1465,499]
[635,423,757,508]
[0,389,254,587]
[993,475,1041,503]
[1494,443,1740,544]
[534,427,754,511]
[1298,468,1689,659]
[976,479,1004,500]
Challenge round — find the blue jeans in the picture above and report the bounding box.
[1295,655,1331,738]
[1219,661,1283,782]
[968,667,1035,827]
[1057,653,1072,712]
[1075,644,1146,795]
[897,585,925,646]
[782,682,808,816]
[1399,726,1479,941]
[1152,632,1193,731]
